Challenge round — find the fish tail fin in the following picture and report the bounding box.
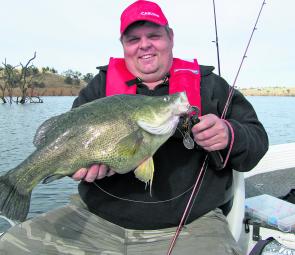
[0,175,31,222]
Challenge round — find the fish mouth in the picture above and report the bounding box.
[174,92,190,115]
[169,115,181,134]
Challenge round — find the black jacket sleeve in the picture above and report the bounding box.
[200,67,269,172]
[225,89,269,172]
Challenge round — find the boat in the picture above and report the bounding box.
[0,216,16,237]
[227,142,295,254]
[1,143,295,254]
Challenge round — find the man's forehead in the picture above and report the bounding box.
[123,21,163,36]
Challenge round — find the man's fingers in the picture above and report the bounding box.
[72,164,116,182]
[84,164,100,182]
[107,169,116,177]
[196,133,219,147]
[72,168,87,181]
[192,114,216,133]
[191,114,229,151]
[97,164,108,179]
[194,128,215,142]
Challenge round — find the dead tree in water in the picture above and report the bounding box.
[17,52,37,104]
[1,52,43,104]
[0,67,7,103]
[1,61,19,104]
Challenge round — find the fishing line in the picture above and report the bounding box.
[94,103,207,203]
[92,103,199,203]
[93,181,195,204]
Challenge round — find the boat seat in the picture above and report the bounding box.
[226,170,245,242]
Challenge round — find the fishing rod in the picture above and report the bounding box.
[212,0,221,76]
[167,1,267,254]
[222,0,266,119]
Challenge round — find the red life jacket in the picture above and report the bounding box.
[106,57,201,114]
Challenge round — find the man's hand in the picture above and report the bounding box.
[191,114,229,152]
[72,164,115,182]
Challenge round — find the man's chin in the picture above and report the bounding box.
[139,65,159,75]
[139,72,163,83]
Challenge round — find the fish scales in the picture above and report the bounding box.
[0,93,190,221]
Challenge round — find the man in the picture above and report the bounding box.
[0,1,268,254]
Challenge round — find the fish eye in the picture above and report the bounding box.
[163,96,170,102]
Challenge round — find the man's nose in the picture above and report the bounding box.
[139,37,152,49]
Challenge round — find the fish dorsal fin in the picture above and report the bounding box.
[137,116,178,135]
[134,157,154,196]
[33,116,60,148]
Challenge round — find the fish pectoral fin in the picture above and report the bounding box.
[117,130,143,156]
[42,174,64,184]
[134,157,154,196]
[137,117,177,135]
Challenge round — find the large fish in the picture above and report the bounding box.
[0,92,190,222]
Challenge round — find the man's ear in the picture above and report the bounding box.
[169,28,174,47]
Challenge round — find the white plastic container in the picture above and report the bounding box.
[278,214,295,232]
[245,194,295,232]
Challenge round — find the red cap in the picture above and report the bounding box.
[120,0,168,34]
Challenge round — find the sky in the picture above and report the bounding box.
[0,0,294,88]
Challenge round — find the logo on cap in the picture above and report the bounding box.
[140,12,160,18]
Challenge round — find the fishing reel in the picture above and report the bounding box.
[180,106,200,150]
[182,106,224,170]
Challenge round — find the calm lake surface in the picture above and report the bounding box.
[0,96,295,219]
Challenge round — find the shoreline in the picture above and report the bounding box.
[2,86,295,97]
[239,87,295,96]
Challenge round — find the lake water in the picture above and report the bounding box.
[0,96,295,219]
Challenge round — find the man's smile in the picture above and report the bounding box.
[139,54,156,60]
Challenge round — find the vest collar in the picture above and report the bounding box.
[125,73,170,87]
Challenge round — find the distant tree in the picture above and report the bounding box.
[42,66,50,74]
[1,61,20,104]
[64,76,73,84]
[0,68,7,103]
[74,79,80,86]
[62,69,81,86]
[17,52,38,104]
[1,52,43,104]
[82,73,94,83]
[43,66,58,74]
[26,65,39,76]
[50,67,58,74]
[30,81,45,88]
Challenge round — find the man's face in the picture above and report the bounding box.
[121,23,174,83]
